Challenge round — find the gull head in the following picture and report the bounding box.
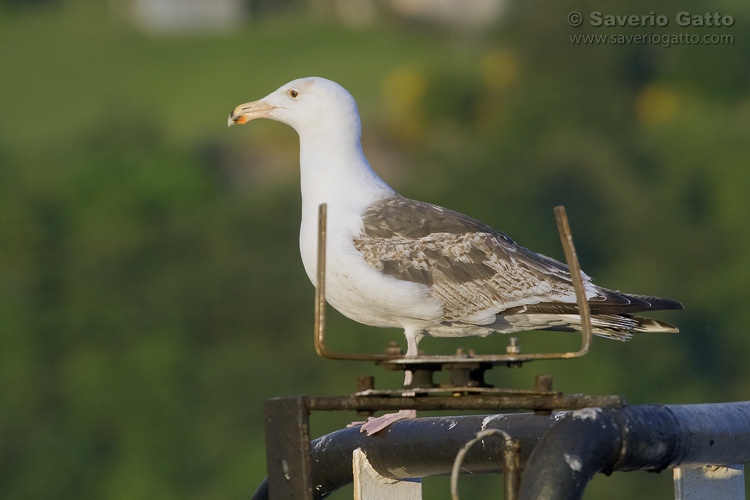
[228,77,361,136]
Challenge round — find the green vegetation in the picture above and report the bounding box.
[1,1,748,498]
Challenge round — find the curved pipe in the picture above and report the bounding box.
[252,412,560,500]
[518,402,750,500]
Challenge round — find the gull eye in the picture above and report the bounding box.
[288,89,299,99]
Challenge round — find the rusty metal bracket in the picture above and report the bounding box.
[314,203,390,361]
[314,203,591,364]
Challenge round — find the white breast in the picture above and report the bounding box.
[299,203,443,330]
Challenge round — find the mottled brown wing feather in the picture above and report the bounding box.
[354,196,682,322]
[354,196,587,321]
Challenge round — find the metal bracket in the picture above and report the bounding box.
[314,203,591,364]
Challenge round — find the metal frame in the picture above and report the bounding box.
[314,203,591,364]
[254,401,750,500]
[258,394,625,500]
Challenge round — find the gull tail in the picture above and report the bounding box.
[503,290,683,341]
[539,313,680,342]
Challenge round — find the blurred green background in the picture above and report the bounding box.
[1,0,748,498]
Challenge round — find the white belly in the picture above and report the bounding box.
[326,250,443,329]
[300,216,443,330]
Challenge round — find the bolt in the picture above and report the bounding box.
[385,341,403,357]
[506,337,521,355]
[534,375,553,392]
[534,375,554,415]
[356,376,375,393]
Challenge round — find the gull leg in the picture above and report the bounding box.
[355,335,419,435]
[405,335,419,357]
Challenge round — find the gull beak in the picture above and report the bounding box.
[227,99,276,127]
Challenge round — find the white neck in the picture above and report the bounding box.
[296,121,395,283]
[298,122,394,227]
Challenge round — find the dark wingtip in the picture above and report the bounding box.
[623,294,683,311]
[649,296,683,311]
